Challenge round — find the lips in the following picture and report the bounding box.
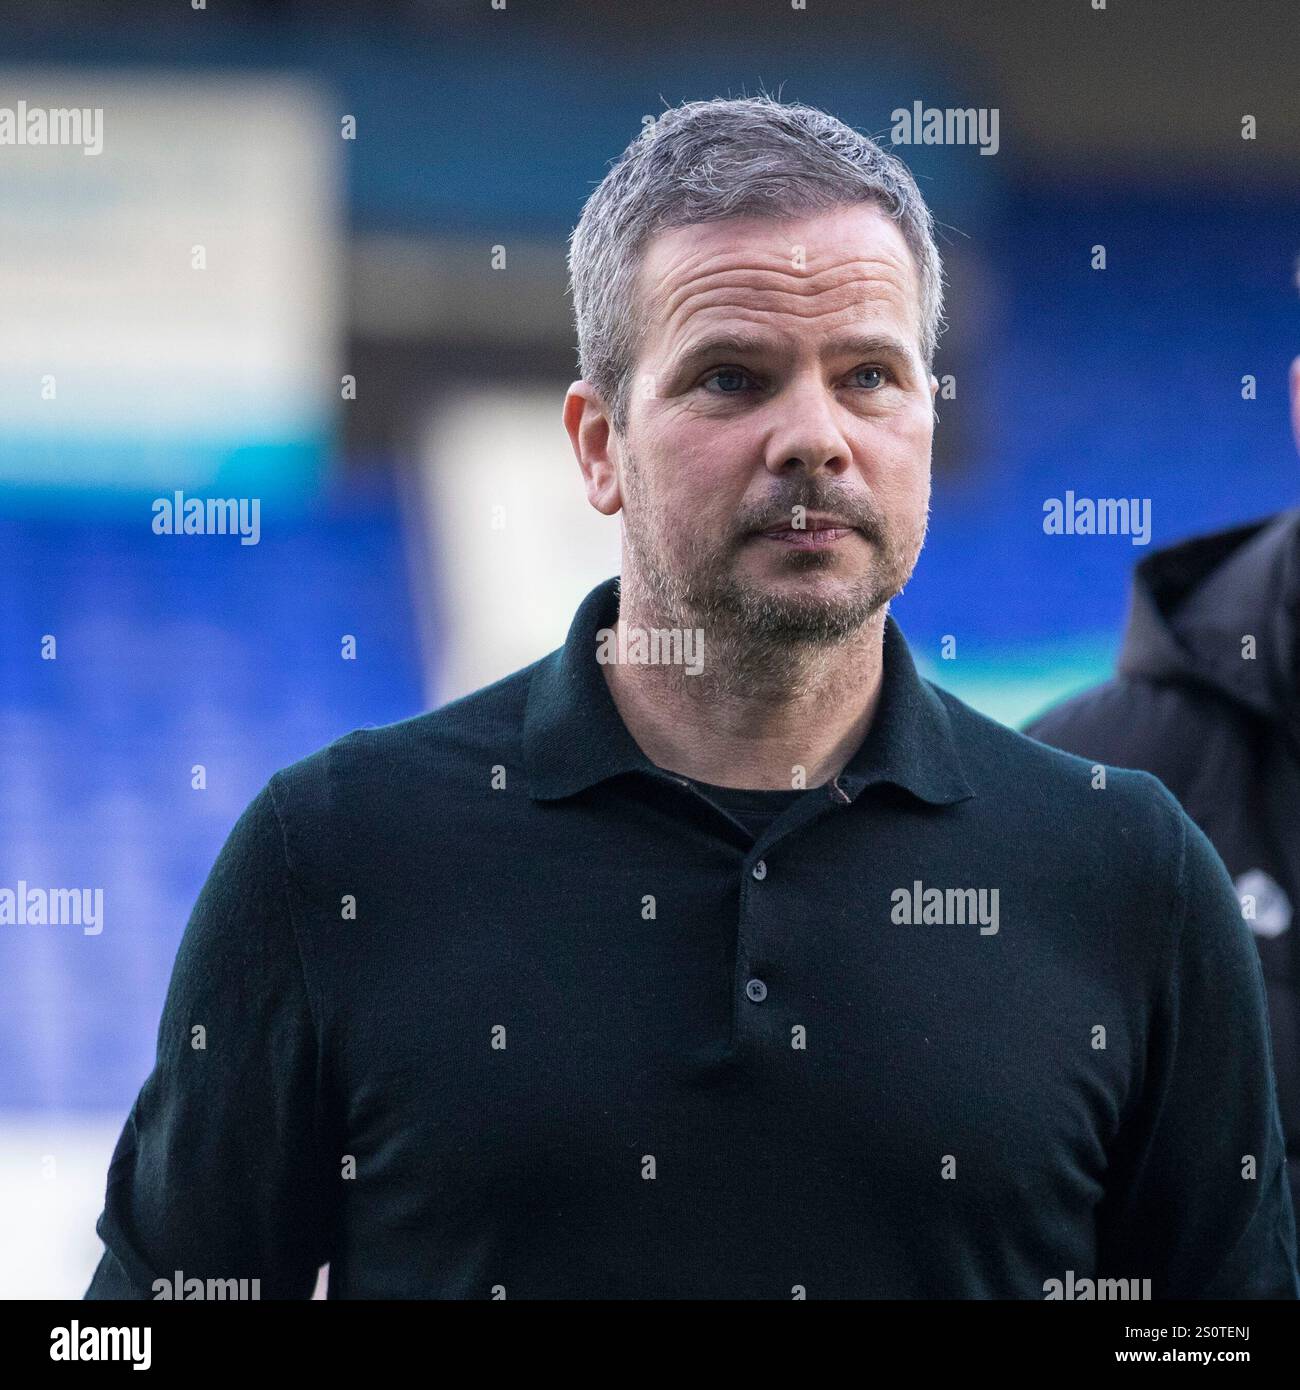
[754,519,859,550]
[758,514,857,537]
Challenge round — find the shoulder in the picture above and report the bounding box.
[1022,676,1234,798]
[266,657,544,831]
[931,677,1192,875]
[1024,674,1215,752]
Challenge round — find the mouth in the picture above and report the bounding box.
[754,514,860,550]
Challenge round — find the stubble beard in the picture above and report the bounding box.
[618,448,928,698]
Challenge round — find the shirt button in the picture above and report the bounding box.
[752,860,767,880]
[745,978,768,1003]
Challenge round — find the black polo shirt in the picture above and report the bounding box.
[85,576,1299,1299]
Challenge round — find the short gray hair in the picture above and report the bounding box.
[566,94,945,437]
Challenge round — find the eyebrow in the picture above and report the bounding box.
[668,331,914,376]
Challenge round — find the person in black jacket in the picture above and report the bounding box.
[1025,352,1300,1222]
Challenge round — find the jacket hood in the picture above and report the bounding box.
[1117,508,1300,721]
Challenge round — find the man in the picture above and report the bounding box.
[1026,332,1300,1226]
[85,95,1298,1300]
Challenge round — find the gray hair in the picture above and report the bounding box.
[566,94,945,437]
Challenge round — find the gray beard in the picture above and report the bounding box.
[619,513,918,702]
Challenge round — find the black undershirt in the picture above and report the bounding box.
[686,777,808,841]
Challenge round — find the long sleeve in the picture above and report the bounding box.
[1096,794,1299,1298]
[84,781,336,1299]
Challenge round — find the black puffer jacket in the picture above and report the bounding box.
[1026,509,1300,1216]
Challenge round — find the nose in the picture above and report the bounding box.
[763,375,853,478]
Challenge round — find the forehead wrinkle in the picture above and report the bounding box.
[657,265,915,350]
[659,251,912,308]
[650,245,919,342]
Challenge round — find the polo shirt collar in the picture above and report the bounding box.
[523,575,974,807]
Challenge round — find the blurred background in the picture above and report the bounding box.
[2,0,1298,1297]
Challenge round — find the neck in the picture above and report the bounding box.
[600,576,888,791]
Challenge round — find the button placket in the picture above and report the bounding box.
[659,772,847,1059]
[732,848,775,1046]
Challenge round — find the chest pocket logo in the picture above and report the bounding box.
[1234,869,1293,939]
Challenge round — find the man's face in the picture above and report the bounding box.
[614,203,936,644]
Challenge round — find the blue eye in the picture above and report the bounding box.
[702,367,755,394]
[700,365,890,394]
